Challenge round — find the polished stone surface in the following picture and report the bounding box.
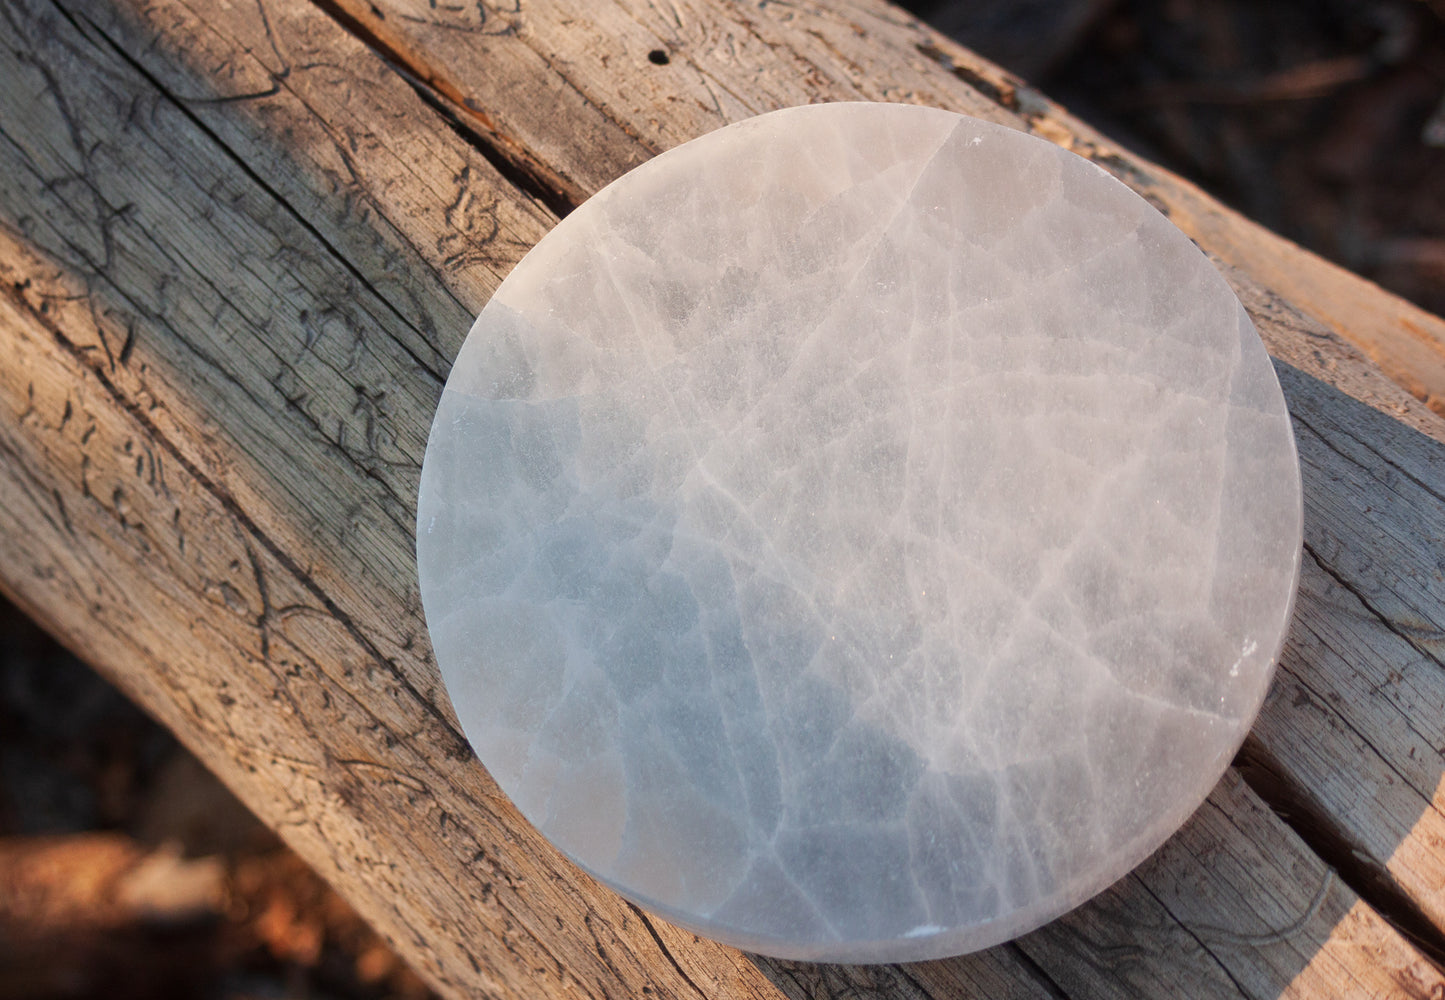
[416,103,1302,963]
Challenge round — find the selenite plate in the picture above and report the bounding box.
[416,103,1302,963]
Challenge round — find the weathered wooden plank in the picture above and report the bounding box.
[94,0,1445,967]
[0,196,1282,1000]
[0,2,1443,1000]
[281,0,1445,962]
[0,4,776,998]
[0,3,1040,998]
[1025,771,1445,1000]
[0,229,784,1000]
[324,0,1445,417]
[3,249,1439,1000]
[1245,366,1445,940]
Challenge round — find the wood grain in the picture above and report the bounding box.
[0,0,1443,997]
[324,0,1445,418]
[129,0,1445,958]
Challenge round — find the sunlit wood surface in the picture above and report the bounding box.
[1,0,1443,996]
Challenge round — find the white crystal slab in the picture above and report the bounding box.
[416,103,1302,963]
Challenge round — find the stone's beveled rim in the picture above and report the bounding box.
[417,102,1304,963]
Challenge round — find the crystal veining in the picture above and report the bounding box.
[416,103,1303,963]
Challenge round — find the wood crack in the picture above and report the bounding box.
[305,0,584,216]
[1302,540,1445,674]
[912,41,1019,111]
[0,433,80,546]
[1128,875,1254,999]
[1002,942,1074,1000]
[626,903,709,1000]
[1282,635,1443,790]
[57,0,449,389]
[1301,408,1445,508]
[0,271,473,763]
[1195,861,1335,949]
[1235,737,1445,970]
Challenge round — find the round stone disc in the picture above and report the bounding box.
[416,103,1302,963]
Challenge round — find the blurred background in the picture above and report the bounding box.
[0,598,434,1000]
[908,0,1445,316]
[2,0,1442,997]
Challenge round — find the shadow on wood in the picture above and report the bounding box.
[0,0,1443,997]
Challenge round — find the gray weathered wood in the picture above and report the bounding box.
[1,0,1443,997]
[325,0,1445,418]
